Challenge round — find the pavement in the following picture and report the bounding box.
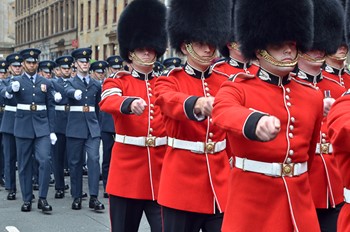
[0,175,151,232]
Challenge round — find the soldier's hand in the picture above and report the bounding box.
[5,91,13,99]
[50,133,57,145]
[194,97,214,117]
[130,98,147,116]
[74,90,82,100]
[323,97,335,117]
[54,92,62,102]
[11,81,20,92]
[255,115,281,142]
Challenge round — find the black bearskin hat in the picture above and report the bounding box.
[219,0,236,58]
[345,0,350,47]
[118,0,167,63]
[311,0,344,54]
[235,0,314,60]
[168,0,232,53]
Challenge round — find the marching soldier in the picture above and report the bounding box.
[51,55,74,199]
[154,0,232,231]
[106,55,123,75]
[1,53,23,200]
[0,60,7,187]
[64,48,104,211]
[162,57,182,70]
[152,61,165,77]
[6,48,56,212]
[99,0,168,231]
[294,0,345,230]
[38,60,56,79]
[212,0,323,231]
[90,60,108,82]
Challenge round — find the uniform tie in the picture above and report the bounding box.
[83,77,88,87]
[30,76,34,84]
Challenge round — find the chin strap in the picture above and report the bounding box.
[229,42,240,51]
[326,54,347,61]
[259,49,298,67]
[129,52,155,67]
[299,52,325,63]
[185,43,217,65]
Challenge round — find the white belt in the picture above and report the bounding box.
[114,133,167,147]
[344,188,350,203]
[167,137,226,154]
[4,105,16,112]
[316,143,333,154]
[17,104,47,111]
[55,105,70,111]
[69,106,95,112]
[235,157,308,177]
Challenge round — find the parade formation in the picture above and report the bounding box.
[2,0,350,231]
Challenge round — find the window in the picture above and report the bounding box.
[50,5,54,35]
[80,3,84,31]
[71,0,75,29]
[95,45,99,60]
[104,0,108,25]
[103,44,107,60]
[113,0,117,23]
[65,1,69,30]
[60,2,64,32]
[88,1,91,30]
[95,0,99,27]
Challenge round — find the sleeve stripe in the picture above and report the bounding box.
[101,87,122,100]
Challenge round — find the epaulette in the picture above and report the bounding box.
[342,88,350,96]
[162,67,182,77]
[291,77,319,90]
[228,72,255,82]
[109,71,131,79]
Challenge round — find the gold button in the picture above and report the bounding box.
[209,132,213,138]
[150,104,154,108]
[206,93,211,97]
[150,116,154,120]
[286,158,292,164]
[149,128,153,132]
[321,139,326,143]
[150,110,154,114]
[290,117,295,123]
[148,88,152,92]
[286,88,291,93]
[288,133,293,138]
[205,87,209,91]
[289,125,294,131]
[322,133,326,138]
[285,95,290,100]
[204,82,208,86]
[149,93,153,97]
[289,150,294,155]
[287,102,291,107]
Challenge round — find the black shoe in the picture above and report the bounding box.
[72,198,82,210]
[7,191,16,200]
[49,178,55,185]
[55,190,65,199]
[38,199,52,212]
[21,202,32,212]
[64,184,69,190]
[32,183,39,191]
[82,166,88,175]
[103,192,109,198]
[89,197,105,211]
[82,192,88,198]
[64,169,70,176]
[0,177,5,187]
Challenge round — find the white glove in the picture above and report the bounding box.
[5,91,13,99]
[74,89,82,100]
[54,92,62,102]
[50,133,57,145]
[11,81,20,92]
[323,97,336,117]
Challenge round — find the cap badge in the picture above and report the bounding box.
[30,51,34,56]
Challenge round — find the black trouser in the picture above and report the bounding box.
[317,202,344,232]
[101,131,114,190]
[109,195,162,232]
[161,205,223,232]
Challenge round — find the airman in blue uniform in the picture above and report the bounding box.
[65,48,104,211]
[0,60,8,188]
[6,48,56,212]
[51,55,74,199]
[0,53,23,200]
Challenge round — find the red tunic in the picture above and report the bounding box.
[212,69,323,232]
[327,93,350,232]
[322,63,350,89]
[99,70,166,200]
[296,70,344,209]
[154,64,230,214]
[212,58,259,79]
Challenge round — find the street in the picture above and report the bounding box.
[0,175,151,232]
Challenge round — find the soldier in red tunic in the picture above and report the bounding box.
[293,0,345,231]
[99,0,167,231]
[212,0,259,80]
[212,0,323,231]
[154,0,232,231]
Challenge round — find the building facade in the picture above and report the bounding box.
[0,0,16,59]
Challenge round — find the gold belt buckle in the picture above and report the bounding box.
[65,105,70,111]
[145,136,156,147]
[205,142,216,154]
[321,143,329,154]
[83,106,90,112]
[30,104,37,111]
[281,163,294,177]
